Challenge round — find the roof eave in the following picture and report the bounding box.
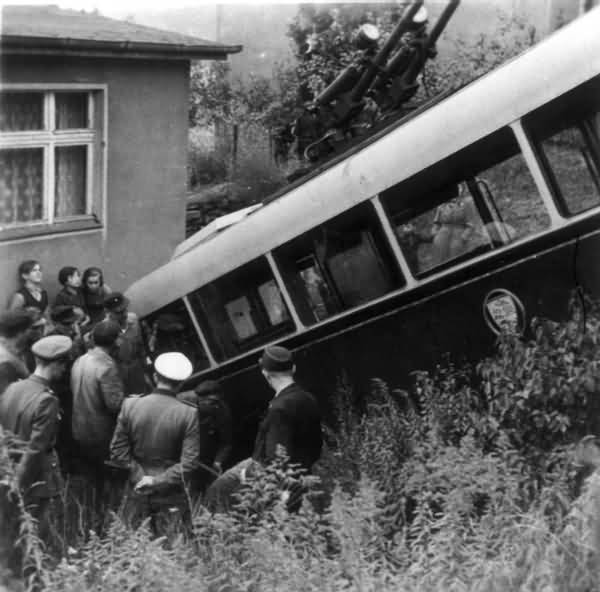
[0,35,243,60]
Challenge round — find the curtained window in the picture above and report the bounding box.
[0,89,102,234]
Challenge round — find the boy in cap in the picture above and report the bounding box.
[110,352,200,533]
[206,345,322,512]
[0,310,34,394]
[104,292,147,394]
[0,335,72,557]
[49,305,85,356]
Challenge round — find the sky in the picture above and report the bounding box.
[1,0,309,16]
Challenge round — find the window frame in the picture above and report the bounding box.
[188,256,296,363]
[273,201,405,326]
[528,118,600,218]
[0,83,107,241]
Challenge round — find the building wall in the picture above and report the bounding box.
[0,55,190,306]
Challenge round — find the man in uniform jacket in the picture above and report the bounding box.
[110,352,201,531]
[71,320,124,478]
[0,335,72,564]
[0,310,33,394]
[206,345,322,512]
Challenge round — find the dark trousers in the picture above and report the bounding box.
[68,449,127,534]
[121,487,192,539]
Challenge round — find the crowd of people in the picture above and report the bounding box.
[0,259,324,567]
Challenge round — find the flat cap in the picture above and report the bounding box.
[51,305,79,325]
[0,310,34,338]
[259,345,294,373]
[104,292,129,313]
[155,352,193,382]
[31,335,72,361]
[93,320,121,347]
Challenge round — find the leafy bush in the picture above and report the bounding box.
[6,297,600,591]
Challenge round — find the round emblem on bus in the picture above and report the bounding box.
[483,289,526,335]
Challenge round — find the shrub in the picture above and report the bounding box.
[6,296,600,591]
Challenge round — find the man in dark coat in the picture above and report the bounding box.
[205,345,322,512]
[110,352,201,533]
[47,305,86,470]
[103,292,148,395]
[0,335,72,571]
[71,320,124,478]
[252,346,322,471]
[0,310,33,394]
[177,380,233,491]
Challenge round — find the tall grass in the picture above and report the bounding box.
[3,299,600,590]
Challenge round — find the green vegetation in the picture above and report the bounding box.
[3,296,600,591]
[186,5,537,218]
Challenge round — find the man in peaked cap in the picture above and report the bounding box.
[205,345,322,513]
[103,292,148,395]
[0,310,34,394]
[0,335,72,558]
[110,352,201,533]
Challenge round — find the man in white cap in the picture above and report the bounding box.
[110,352,200,531]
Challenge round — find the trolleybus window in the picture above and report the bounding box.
[274,202,404,325]
[187,258,294,362]
[140,299,210,372]
[383,127,550,277]
[524,81,600,216]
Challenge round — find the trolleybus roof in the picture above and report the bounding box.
[126,7,600,318]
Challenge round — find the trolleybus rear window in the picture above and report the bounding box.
[382,127,550,277]
[140,299,210,372]
[524,80,600,217]
[187,258,294,362]
[273,202,404,326]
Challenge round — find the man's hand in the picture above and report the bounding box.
[134,475,156,494]
[213,461,223,476]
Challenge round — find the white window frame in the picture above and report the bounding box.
[0,83,107,235]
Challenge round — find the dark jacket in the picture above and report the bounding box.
[0,339,29,395]
[71,347,125,461]
[110,389,201,494]
[54,287,86,311]
[197,395,233,467]
[0,375,62,499]
[114,312,147,395]
[252,383,322,471]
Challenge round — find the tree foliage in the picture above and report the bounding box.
[287,2,402,100]
[189,60,299,131]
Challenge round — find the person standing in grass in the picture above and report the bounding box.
[205,345,323,513]
[110,352,201,534]
[71,321,125,474]
[0,335,72,569]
